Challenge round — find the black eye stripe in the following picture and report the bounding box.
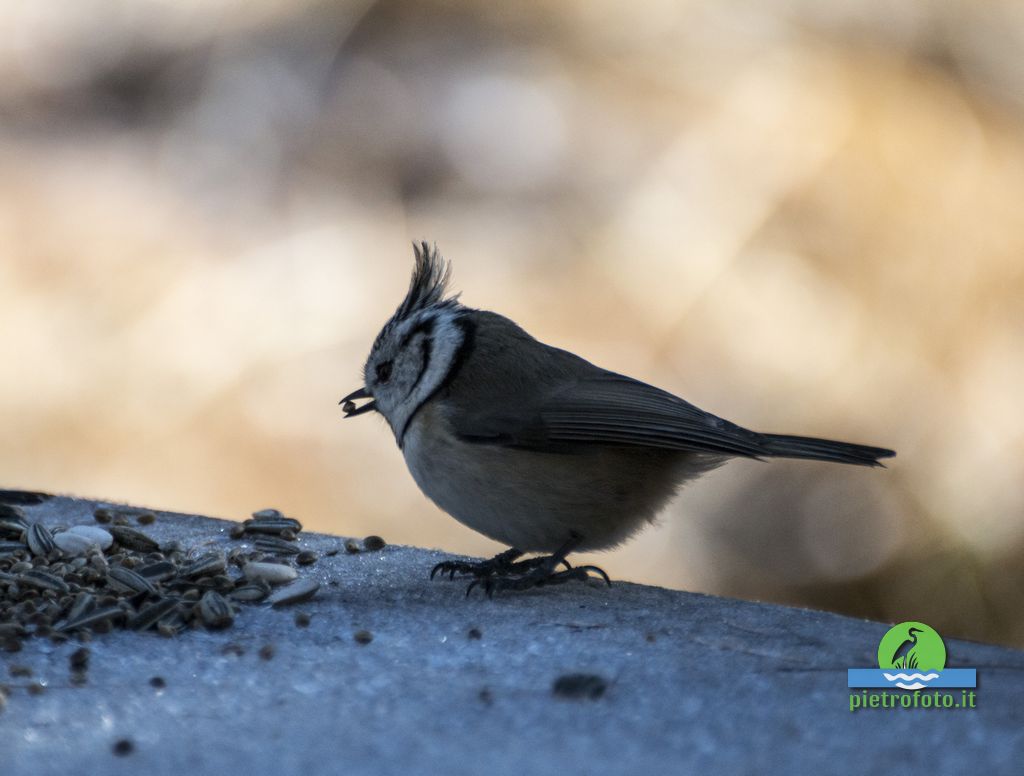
[400,317,436,348]
[405,336,432,399]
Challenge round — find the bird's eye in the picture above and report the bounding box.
[376,361,393,383]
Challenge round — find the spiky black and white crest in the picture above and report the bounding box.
[398,242,454,319]
[371,242,459,352]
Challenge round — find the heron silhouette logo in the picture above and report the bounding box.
[848,621,976,692]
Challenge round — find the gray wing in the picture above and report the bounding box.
[442,314,767,457]
[442,312,893,466]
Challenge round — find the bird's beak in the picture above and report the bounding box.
[339,387,377,418]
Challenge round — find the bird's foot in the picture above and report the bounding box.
[466,561,611,598]
[430,547,525,581]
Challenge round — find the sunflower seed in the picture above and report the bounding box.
[180,553,226,578]
[228,582,271,603]
[295,551,317,566]
[19,569,70,594]
[26,524,55,556]
[108,525,160,553]
[107,566,157,596]
[254,536,301,555]
[243,562,297,585]
[136,561,177,582]
[242,517,303,536]
[128,598,179,631]
[0,516,27,539]
[198,591,234,629]
[267,578,319,608]
[66,592,96,623]
[0,541,26,555]
[251,508,282,520]
[0,490,51,505]
[59,605,123,632]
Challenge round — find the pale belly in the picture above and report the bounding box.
[401,405,706,552]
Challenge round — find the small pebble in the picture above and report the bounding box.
[112,739,134,757]
[258,644,276,661]
[344,539,360,554]
[353,630,373,645]
[136,513,155,526]
[552,673,607,700]
[363,535,386,551]
[69,647,90,671]
[149,676,166,689]
[294,612,311,628]
[468,627,482,640]
[295,550,317,566]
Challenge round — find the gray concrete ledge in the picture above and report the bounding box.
[2,494,1022,775]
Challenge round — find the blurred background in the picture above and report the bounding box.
[1,1,1022,646]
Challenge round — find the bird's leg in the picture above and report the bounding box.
[430,547,526,581]
[466,533,612,597]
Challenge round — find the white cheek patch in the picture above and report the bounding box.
[389,308,465,446]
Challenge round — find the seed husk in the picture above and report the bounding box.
[107,566,158,596]
[251,508,282,520]
[267,578,319,608]
[0,490,51,506]
[242,517,302,536]
[127,598,180,631]
[295,550,317,566]
[0,540,26,554]
[253,536,301,556]
[66,592,97,624]
[0,516,28,539]
[136,560,177,582]
[228,583,270,603]
[198,591,234,629]
[180,553,226,579]
[19,569,70,595]
[59,605,123,633]
[26,524,55,556]
[108,526,159,553]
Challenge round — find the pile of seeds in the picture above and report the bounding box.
[0,504,328,653]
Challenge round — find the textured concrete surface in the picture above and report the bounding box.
[2,495,1023,776]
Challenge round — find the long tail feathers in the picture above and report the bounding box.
[759,434,895,467]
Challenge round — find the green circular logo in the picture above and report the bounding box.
[877,621,946,671]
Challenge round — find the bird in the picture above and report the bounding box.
[340,243,895,595]
[890,627,923,669]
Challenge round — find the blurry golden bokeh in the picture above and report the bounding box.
[2,1,1022,644]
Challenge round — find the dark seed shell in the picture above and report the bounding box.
[136,561,177,583]
[19,569,70,594]
[26,524,55,556]
[180,553,226,578]
[59,605,123,633]
[107,566,158,596]
[198,591,234,629]
[108,526,160,553]
[267,578,320,608]
[128,598,180,631]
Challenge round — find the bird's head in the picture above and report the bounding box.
[340,243,468,444]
